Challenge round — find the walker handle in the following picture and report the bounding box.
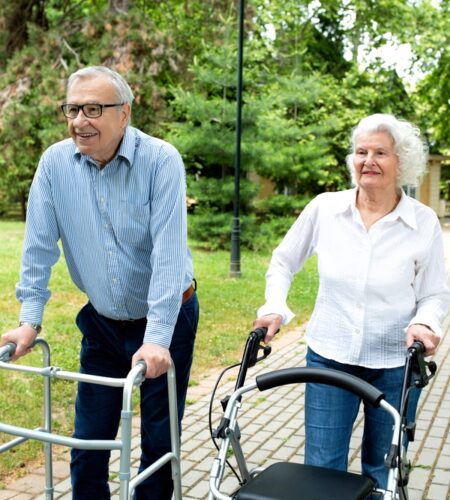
[135,360,148,384]
[409,341,425,354]
[256,367,385,407]
[0,342,17,362]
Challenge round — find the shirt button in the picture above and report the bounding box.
[354,328,360,334]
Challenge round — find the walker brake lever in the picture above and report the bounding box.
[409,341,436,388]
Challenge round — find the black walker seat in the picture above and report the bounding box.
[235,462,374,500]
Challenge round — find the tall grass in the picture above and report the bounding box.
[0,220,318,485]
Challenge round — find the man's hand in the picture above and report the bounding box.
[253,313,283,344]
[406,323,440,357]
[0,325,38,361]
[132,343,172,378]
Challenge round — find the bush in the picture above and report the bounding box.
[188,211,297,252]
[188,210,232,251]
[186,175,259,213]
[253,193,312,217]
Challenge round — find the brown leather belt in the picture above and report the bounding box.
[182,284,195,304]
[112,284,195,326]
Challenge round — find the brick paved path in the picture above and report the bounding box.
[1,223,449,500]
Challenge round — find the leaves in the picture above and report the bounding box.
[0,0,447,223]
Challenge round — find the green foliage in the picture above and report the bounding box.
[187,175,258,212]
[253,193,312,217]
[411,0,450,152]
[0,0,445,225]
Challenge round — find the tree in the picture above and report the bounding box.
[410,0,450,152]
[0,0,48,63]
[0,2,195,218]
[0,0,446,229]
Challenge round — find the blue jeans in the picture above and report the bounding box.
[305,348,420,489]
[70,294,199,500]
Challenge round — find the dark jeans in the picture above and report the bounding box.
[70,294,199,500]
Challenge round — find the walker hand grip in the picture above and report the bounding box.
[136,360,147,372]
[135,360,147,383]
[0,342,17,362]
[409,341,425,354]
[256,367,385,407]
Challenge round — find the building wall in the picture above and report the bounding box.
[418,155,450,217]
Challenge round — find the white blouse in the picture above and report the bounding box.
[257,189,450,368]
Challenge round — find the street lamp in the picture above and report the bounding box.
[230,0,245,278]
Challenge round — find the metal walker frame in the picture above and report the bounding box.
[208,330,436,500]
[0,338,182,500]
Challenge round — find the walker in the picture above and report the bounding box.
[208,328,436,500]
[0,338,182,499]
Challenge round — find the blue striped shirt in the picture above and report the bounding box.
[16,126,194,348]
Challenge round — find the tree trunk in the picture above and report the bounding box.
[4,0,47,59]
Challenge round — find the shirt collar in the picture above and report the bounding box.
[73,126,137,168]
[330,188,357,215]
[386,191,417,229]
[331,187,417,230]
[115,126,137,167]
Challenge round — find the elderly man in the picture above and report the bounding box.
[1,66,199,499]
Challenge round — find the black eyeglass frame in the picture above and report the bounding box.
[60,103,125,119]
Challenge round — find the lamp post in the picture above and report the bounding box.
[230,0,245,278]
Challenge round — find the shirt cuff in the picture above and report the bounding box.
[256,303,295,325]
[143,321,174,349]
[406,316,442,338]
[19,301,45,326]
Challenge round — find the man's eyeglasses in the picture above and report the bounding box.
[61,103,125,119]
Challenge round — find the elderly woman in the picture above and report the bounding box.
[253,113,450,489]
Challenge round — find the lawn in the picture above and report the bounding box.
[0,220,318,485]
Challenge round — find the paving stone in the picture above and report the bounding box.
[185,477,210,499]
[416,449,439,467]
[406,488,424,500]
[181,468,205,488]
[426,483,449,500]
[0,491,31,500]
[431,467,450,485]
[436,454,450,468]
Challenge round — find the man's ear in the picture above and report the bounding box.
[121,103,131,127]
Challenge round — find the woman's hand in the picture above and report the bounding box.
[406,323,440,356]
[253,314,283,344]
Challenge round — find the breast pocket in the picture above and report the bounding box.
[115,200,152,248]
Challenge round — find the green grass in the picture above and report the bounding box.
[0,220,318,485]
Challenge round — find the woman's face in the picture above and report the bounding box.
[353,131,400,192]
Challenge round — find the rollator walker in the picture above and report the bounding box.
[208,328,436,500]
[0,338,182,500]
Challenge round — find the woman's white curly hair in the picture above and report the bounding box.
[346,113,428,188]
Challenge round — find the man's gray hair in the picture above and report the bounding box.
[346,113,428,188]
[67,66,134,123]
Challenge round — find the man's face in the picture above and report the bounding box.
[66,75,131,167]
